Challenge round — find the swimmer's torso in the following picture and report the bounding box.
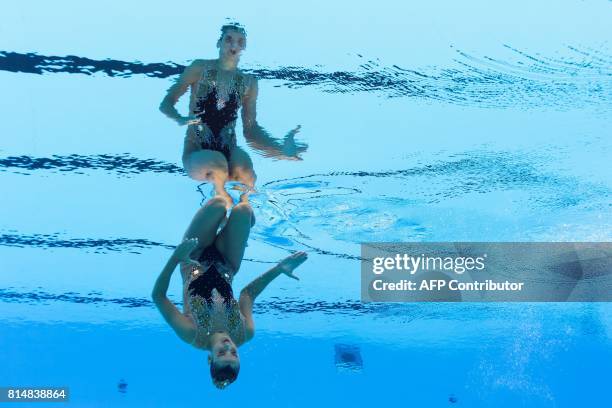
[185,60,253,158]
[180,251,247,349]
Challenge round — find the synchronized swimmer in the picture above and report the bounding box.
[153,23,309,389]
[159,23,307,207]
[152,195,307,389]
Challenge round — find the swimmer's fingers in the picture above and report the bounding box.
[173,238,199,261]
[186,118,202,126]
[281,132,308,161]
[284,125,301,138]
[278,251,308,280]
[290,251,308,267]
[285,272,300,281]
[278,155,303,162]
[177,115,201,126]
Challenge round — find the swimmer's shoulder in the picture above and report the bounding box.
[182,59,212,81]
[193,59,215,68]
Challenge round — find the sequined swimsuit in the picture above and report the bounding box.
[181,246,247,349]
[189,66,247,161]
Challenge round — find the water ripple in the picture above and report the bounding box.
[0,153,183,176]
[242,150,610,253]
[0,287,386,314]
[2,45,610,109]
[0,289,595,323]
[3,150,608,258]
[0,232,174,253]
[260,150,609,208]
[0,51,183,78]
[0,230,279,263]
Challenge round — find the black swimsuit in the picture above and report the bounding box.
[188,246,234,305]
[184,245,245,348]
[192,68,246,162]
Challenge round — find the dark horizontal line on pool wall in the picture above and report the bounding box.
[0,288,390,314]
[2,46,610,109]
[0,154,184,176]
[0,232,175,252]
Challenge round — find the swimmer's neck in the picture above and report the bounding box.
[205,331,232,350]
[216,57,239,72]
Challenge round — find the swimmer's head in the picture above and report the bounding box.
[217,23,247,60]
[208,334,240,389]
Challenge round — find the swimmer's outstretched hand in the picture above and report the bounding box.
[281,125,308,161]
[277,251,308,280]
[172,238,200,267]
[176,115,202,126]
[286,125,301,136]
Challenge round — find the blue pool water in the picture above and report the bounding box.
[1,0,611,406]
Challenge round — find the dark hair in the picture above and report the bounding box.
[210,361,240,389]
[218,23,247,46]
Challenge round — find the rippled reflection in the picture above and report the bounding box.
[2,44,610,109]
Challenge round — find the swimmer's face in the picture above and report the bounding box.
[210,335,240,368]
[218,30,246,60]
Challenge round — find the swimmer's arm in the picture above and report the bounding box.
[240,265,283,301]
[152,240,199,343]
[238,291,255,341]
[154,296,196,344]
[151,255,196,343]
[241,77,307,161]
[239,251,308,311]
[159,60,204,125]
[238,266,283,342]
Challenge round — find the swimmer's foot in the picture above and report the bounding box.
[212,189,233,210]
[231,183,258,194]
[238,185,257,205]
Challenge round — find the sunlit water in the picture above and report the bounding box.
[1,0,611,406]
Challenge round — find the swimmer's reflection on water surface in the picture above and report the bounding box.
[152,195,308,389]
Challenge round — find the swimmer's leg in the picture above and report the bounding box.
[179,196,228,281]
[214,199,255,273]
[183,149,232,208]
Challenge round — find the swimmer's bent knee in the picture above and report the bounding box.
[206,196,229,210]
[183,153,229,181]
[232,202,254,217]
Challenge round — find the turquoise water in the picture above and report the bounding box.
[1,0,611,406]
